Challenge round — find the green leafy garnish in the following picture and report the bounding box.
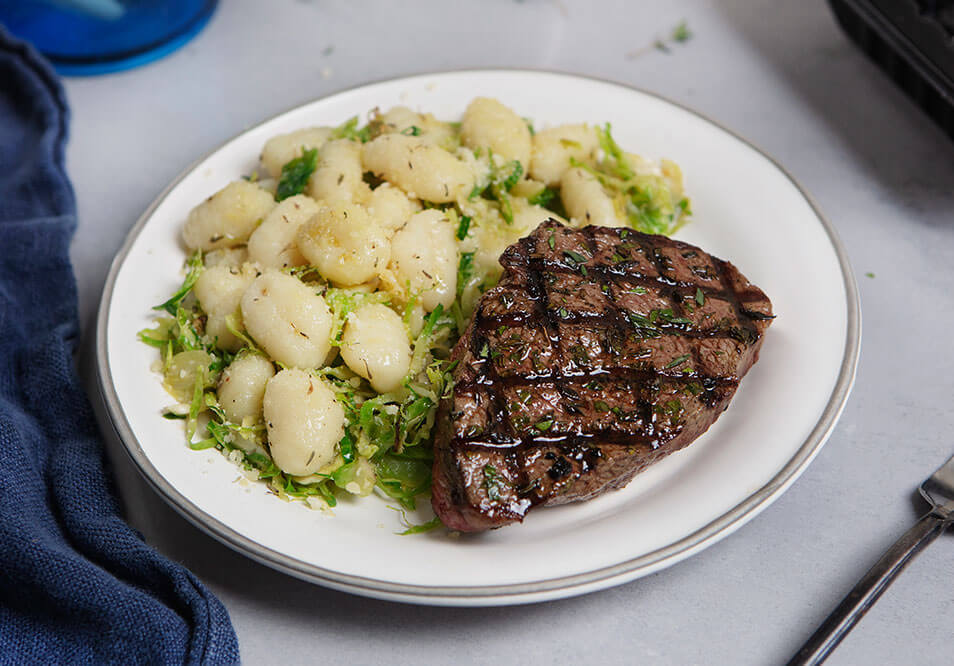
[626,186,679,236]
[597,123,634,181]
[401,125,422,136]
[456,252,475,300]
[501,160,523,192]
[376,453,433,511]
[481,156,524,224]
[453,251,477,331]
[185,365,210,442]
[563,250,587,264]
[339,433,355,463]
[153,250,203,316]
[684,382,703,396]
[656,398,684,425]
[672,20,692,43]
[695,288,705,307]
[275,148,318,201]
[224,313,261,354]
[498,196,514,224]
[649,21,692,54]
[331,115,373,142]
[529,186,556,207]
[534,419,553,432]
[483,464,506,501]
[398,515,443,535]
[456,214,472,240]
[138,319,173,349]
[665,354,691,369]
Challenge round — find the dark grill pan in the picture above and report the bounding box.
[829,0,954,140]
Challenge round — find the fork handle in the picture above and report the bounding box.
[788,510,951,666]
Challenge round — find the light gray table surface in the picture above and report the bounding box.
[66,1,954,664]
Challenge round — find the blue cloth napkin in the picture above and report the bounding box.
[0,27,240,665]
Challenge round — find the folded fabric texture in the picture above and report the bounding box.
[0,27,239,665]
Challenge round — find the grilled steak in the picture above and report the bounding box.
[431,220,773,532]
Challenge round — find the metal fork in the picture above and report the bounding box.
[789,454,954,665]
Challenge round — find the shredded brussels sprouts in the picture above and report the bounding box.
[275,148,318,201]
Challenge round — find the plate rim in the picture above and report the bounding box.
[94,68,861,605]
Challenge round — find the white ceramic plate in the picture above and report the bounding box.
[96,70,860,606]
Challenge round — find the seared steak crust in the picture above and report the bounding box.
[432,220,773,532]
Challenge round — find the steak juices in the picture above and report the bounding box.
[432,220,773,531]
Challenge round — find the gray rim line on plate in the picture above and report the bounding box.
[94,68,862,603]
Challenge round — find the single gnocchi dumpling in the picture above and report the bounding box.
[561,166,624,227]
[362,134,473,202]
[218,353,275,454]
[416,114,460,152]
[376,106,458,151]
[529,124,599,186]
[260,126,333,179]
[296,203,390,286]
[365,183,420,234]
[263,368,344,476]
[246,194,320,269]
[218,354,275,424]
[460,97,531,171]
[182,181,276,251]
[340,303,411,393]
[388,209,457,311]
[194,263,259,316]
[376,106,424,134]
[194,262,261,351]
[240,270,333,368]
[306,139,370,205]
[510,199,566,237]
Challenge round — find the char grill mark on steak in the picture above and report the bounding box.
[432,220,773,532]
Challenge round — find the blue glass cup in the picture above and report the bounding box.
[0,0,218,75]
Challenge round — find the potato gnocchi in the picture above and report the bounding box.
[139,98,691,518]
